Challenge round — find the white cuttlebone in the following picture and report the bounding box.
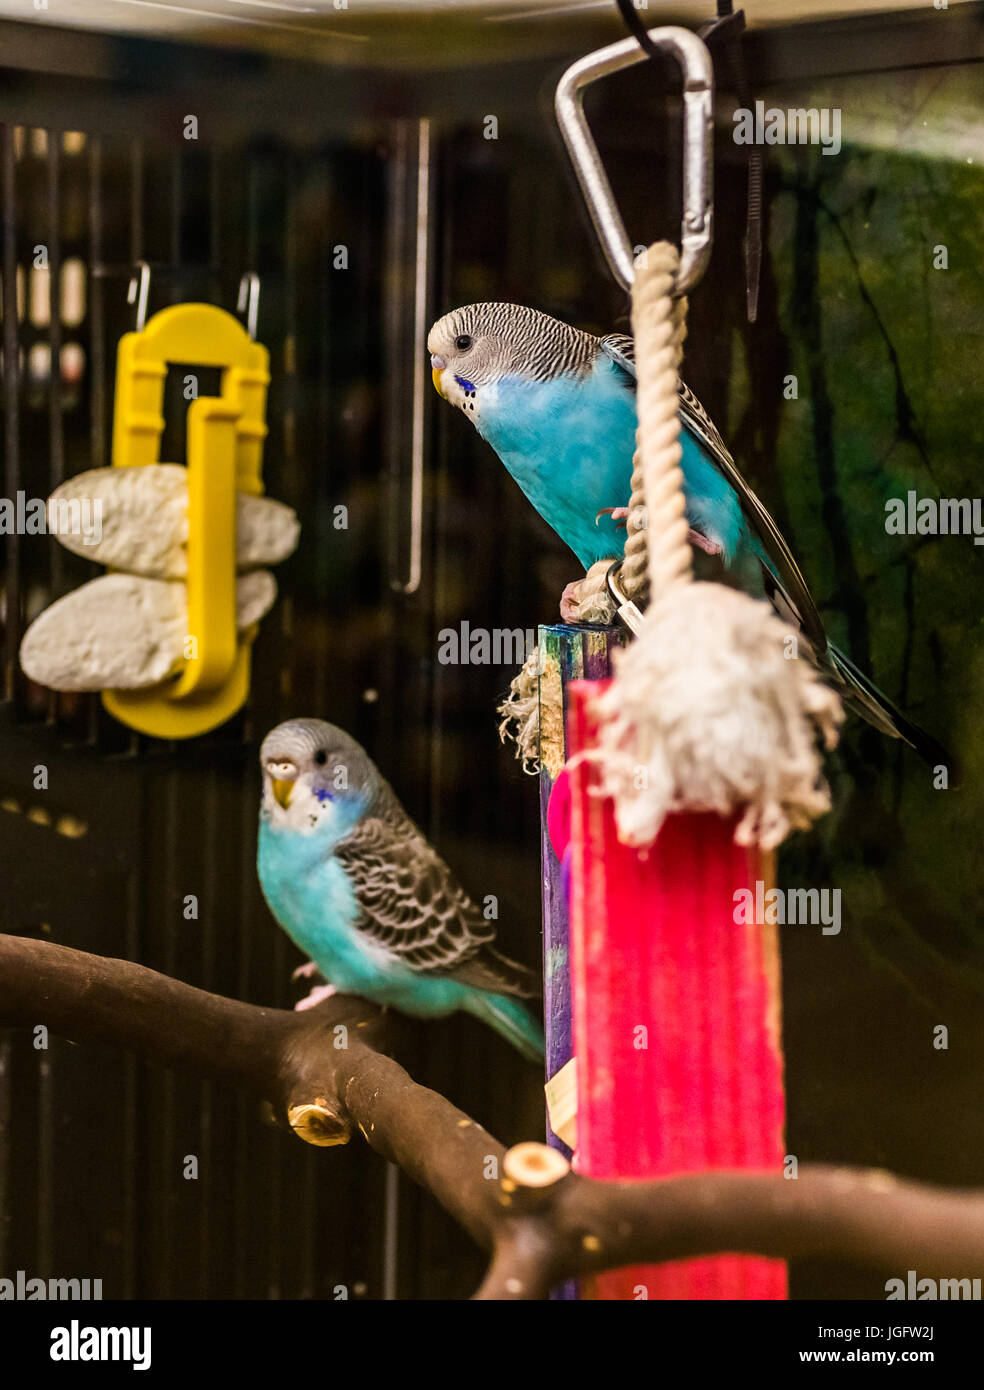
[46,465,300,578]
[19,570,276,692]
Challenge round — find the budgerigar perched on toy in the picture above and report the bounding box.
[256,718,544,1062]
[428,302,950,770]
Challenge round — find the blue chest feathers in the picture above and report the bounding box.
[257,823,373,986]
[477,363,636,567]
[475,360,747,568]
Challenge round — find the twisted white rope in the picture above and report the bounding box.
[623,242,691,603]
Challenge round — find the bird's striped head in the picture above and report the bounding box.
[427,303,598,420]
[260,718,375,835]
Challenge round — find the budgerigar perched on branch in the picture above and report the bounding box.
[428,302,950,771]
[257,718,544,1062]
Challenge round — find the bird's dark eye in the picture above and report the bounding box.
[455,334,473,352]
[314,749,327,766]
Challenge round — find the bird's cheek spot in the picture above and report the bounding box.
[315,787,334,804]
[454,374,476,393]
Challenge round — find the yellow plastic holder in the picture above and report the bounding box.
[101,303,271,739]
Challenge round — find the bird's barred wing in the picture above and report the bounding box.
[599,333,954,767]
[598,333,828,653]
[598,332,636,380]
[333,817,539,996]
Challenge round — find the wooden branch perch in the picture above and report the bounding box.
[2,932,983,1299]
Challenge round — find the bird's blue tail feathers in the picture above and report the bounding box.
[463,991,545,1064]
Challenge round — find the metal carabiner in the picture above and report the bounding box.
[606,560,645,636]
[555,26,714,296]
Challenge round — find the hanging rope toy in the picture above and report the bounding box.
[589,241,842,851]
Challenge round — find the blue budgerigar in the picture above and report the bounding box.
[428,302,949,769]
[257,718,545,1062]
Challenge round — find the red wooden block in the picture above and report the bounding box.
[566,680,787,1300]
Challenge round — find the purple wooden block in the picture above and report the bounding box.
[538,623,626,1149]
[538,622,625,1301]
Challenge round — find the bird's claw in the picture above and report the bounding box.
[294,982,337,1012]
[291,960,322,982]
[595,506,630,530]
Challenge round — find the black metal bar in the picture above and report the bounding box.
[268,912,286,1297]
[0,1038,10,1270]
[199,775,218,1297]
[125,136,145,761]
[45,126,64,728]
[36,1052,53,1277]
[283,153,298,497]
[247,158,258,275]
[281,150,318,1298]
[130,138,143,268]
[2,125,21,712]
[169,149,181,302]
[87,137,105,472]
[85,136,104,746]
[382,1163,400,1300]
[160,768,179,1297]
[233,765,255,1298]
[243,146,288,1299]
[232,141,254,1299]
[209,146,221,307]
[383,121,411,598]
[312,155,331,707]
[46,128,63,493]
[122,862,140,1299]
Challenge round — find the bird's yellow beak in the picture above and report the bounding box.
[271,778,294,810]
[431,366,445,398]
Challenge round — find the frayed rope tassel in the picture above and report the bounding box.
[592,583,842,851]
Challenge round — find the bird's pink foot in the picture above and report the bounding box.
[688,528,723,556]
[560,581,582,623]
[292,960,322,982]
[294,982,337,1012]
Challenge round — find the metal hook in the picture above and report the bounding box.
[237,271,261,340]
[388,117,430,597]
[126,259,151,332]
[606,559,645,635]
[555,27,714,296]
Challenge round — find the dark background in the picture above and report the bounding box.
[0,3,982,1298]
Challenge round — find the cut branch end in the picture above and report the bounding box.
[287,1099,351,1147]
[503,1141,571,1189]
